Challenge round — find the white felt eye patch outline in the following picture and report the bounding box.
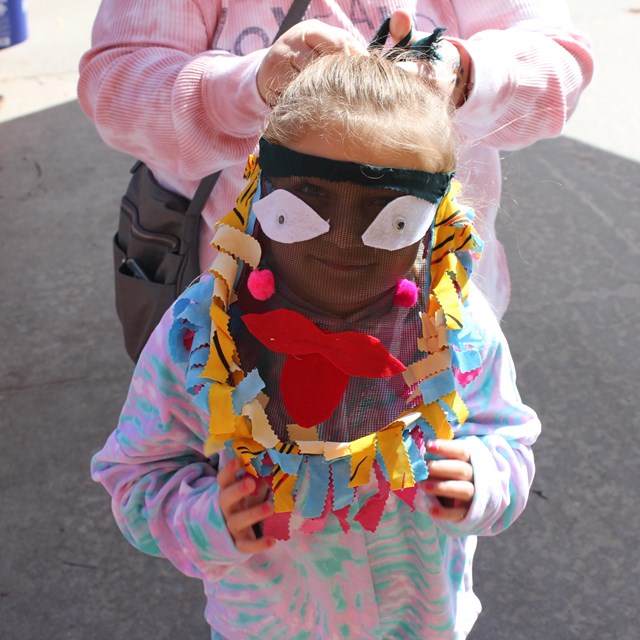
[252,189,330,244]
[361,195,438,250]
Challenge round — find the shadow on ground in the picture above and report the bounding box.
[0,100,638,640]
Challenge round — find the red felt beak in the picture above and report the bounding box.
[242,309,405,428]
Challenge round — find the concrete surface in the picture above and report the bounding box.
[0,2,639,639]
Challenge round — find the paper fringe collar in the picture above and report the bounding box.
[170,156,483,539]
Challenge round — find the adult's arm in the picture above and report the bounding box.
[451,0,594,149]
[78,0,272,181]
[78,1,363,182]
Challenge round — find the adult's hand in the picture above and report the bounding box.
[389,10,473,108]
[257,19,366,104]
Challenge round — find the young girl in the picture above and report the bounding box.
[92,52,540,639]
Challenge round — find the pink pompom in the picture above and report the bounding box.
[247,269,275,301]
[393,278,419,308]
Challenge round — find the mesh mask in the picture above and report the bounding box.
[171,150,483,539]
[236,172,433,443]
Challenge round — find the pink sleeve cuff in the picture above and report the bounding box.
[449,34,518,137]
[201,48,271,138]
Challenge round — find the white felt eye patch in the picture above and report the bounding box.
[361,195,438,250]
[252,189,330,244]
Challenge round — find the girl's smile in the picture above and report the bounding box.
[313,257,372,272]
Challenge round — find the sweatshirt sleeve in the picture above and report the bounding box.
[77,0,271,180]
[91,303,248,582]
[435,287,541,538]
[450,0,594,150]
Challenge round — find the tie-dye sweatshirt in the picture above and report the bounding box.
[91,277,540,639]
[77,0,593,317]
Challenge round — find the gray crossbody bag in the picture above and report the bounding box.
[113,0,312,361]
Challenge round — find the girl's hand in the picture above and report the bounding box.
[389,10,472,108]
[218,458,276,553]
[422,439,475,522]
[257,19,366,104]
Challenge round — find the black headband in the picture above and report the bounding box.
[259,138,453,204]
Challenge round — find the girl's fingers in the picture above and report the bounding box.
[252,480,271,502]
[426,439,471,462]
[218,473,258,516]
[422,441,475,521]
[428,502,468,523]
[226,501,274,542]
[422,479,474,503]
[235,535,276,555]
[217,457,241,489]
[427,458,473,482]
[217,459,277,552]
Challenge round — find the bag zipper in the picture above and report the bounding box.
[121,197,180,252]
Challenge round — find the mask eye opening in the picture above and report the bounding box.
[360,195,437,251]
[252,188,331,244]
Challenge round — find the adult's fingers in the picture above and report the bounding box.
[388,10,414,44]
[258,20,366,102]
[286,21,364,73]
[300,20,365,55]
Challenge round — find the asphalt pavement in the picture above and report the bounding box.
[1,2,639,639]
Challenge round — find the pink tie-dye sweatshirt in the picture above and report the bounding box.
[78,0,593,318]
[92,272,540,638]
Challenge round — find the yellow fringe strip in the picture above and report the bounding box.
[417,401,455,441]
[377,426,414,490]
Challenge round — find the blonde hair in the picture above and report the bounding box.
[263,52,456,173]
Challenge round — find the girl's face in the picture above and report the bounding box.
[262,132,431,317]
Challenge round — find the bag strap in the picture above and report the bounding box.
[185,169,222,219]
[275,0,313,39]
[187,0,313,217]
